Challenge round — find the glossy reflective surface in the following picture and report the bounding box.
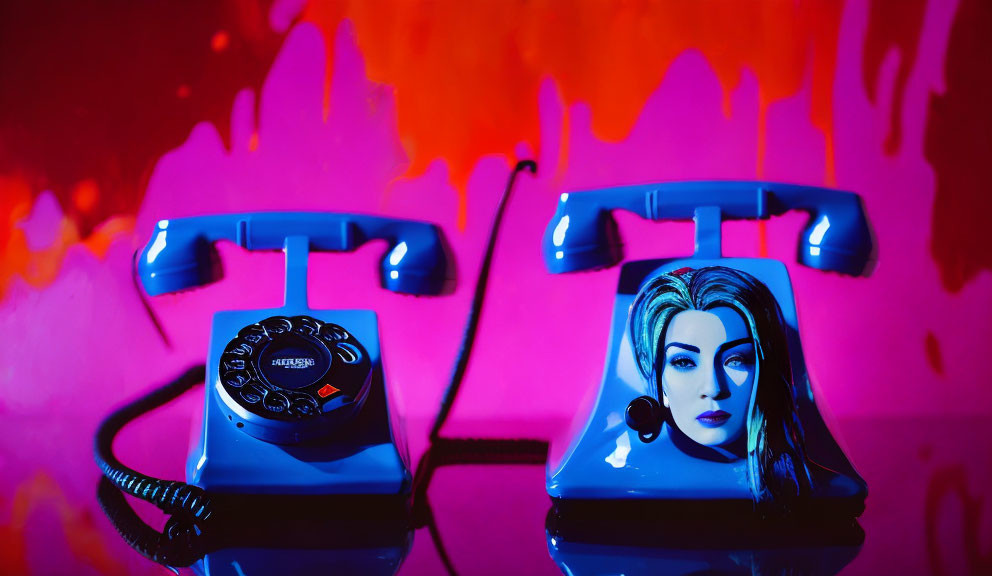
[2,410,989,575]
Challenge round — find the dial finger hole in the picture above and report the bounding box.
[290,396,318,417]
[261,317,292,335]
[229,342,252,356]
[293,316,320,336]
[320,324,350,342]
[263,392,290,413]
[241,383,265,404]
[224,370,250,388]
[335,342,362,364]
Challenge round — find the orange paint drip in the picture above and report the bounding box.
[81,215,136,257]
[757,93,769,258]
[0,176,35,297]
[0,473,126,575]
[0,176,132,296]
[303,0,348,122]
[301,1,845,229]
[556,102,571,184]
[824,131,837,187]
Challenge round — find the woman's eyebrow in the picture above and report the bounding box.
[718,338,753,353]
[664,342,700,353]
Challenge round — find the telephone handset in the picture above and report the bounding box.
[138,212,449,297]
[543,180,873,275]
[542,180,870,519]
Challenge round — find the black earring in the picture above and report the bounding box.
[625,395,663,443]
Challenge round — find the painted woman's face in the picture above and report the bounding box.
[660,307,756,449]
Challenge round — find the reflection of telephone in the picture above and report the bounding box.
[98,212,448,523]
[546,529,862,576]
[96,476,412,575]
[543,181,870,518]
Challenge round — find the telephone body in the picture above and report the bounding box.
[138,212,448,495]
[542,182,870,513]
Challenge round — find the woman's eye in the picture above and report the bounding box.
[669,356,696,370]
[724,354,753,368]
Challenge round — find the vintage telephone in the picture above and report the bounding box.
[542,181,871,518]
[96,212,449,533]
[95,163,543,574]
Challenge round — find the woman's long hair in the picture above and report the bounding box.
[629,266,814,511]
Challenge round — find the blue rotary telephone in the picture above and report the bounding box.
[135,213,448,496]
[95,212,449,536]
[542,181,871,518]
[95,162,543,575]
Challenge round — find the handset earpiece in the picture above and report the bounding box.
[794,197,873,276]
[543,193,622,273]
[138,220,223,296]
[378,222,449,295]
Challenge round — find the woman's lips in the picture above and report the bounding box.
[696,410,731,427]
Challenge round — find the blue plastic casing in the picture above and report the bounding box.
[546,257,866,502]
[542,182,871,508]
[190,307,408,493]
[138,212,449,495]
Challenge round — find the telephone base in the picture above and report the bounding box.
[187,309,410,495]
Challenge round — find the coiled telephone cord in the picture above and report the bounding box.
[94,364,213,524]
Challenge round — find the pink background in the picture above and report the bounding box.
[2,0,991,573]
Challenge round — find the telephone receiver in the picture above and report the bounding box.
[139,212,449,299]
[542,180,873,275]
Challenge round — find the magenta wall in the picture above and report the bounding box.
[3,0,988,422]
[1,1,991,572]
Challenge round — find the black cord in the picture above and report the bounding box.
[94,364,214,524]
[429,160,538,441]
[415,160,542,575]
[96,477,203,573]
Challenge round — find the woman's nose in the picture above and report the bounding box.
[700,364,728,400]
